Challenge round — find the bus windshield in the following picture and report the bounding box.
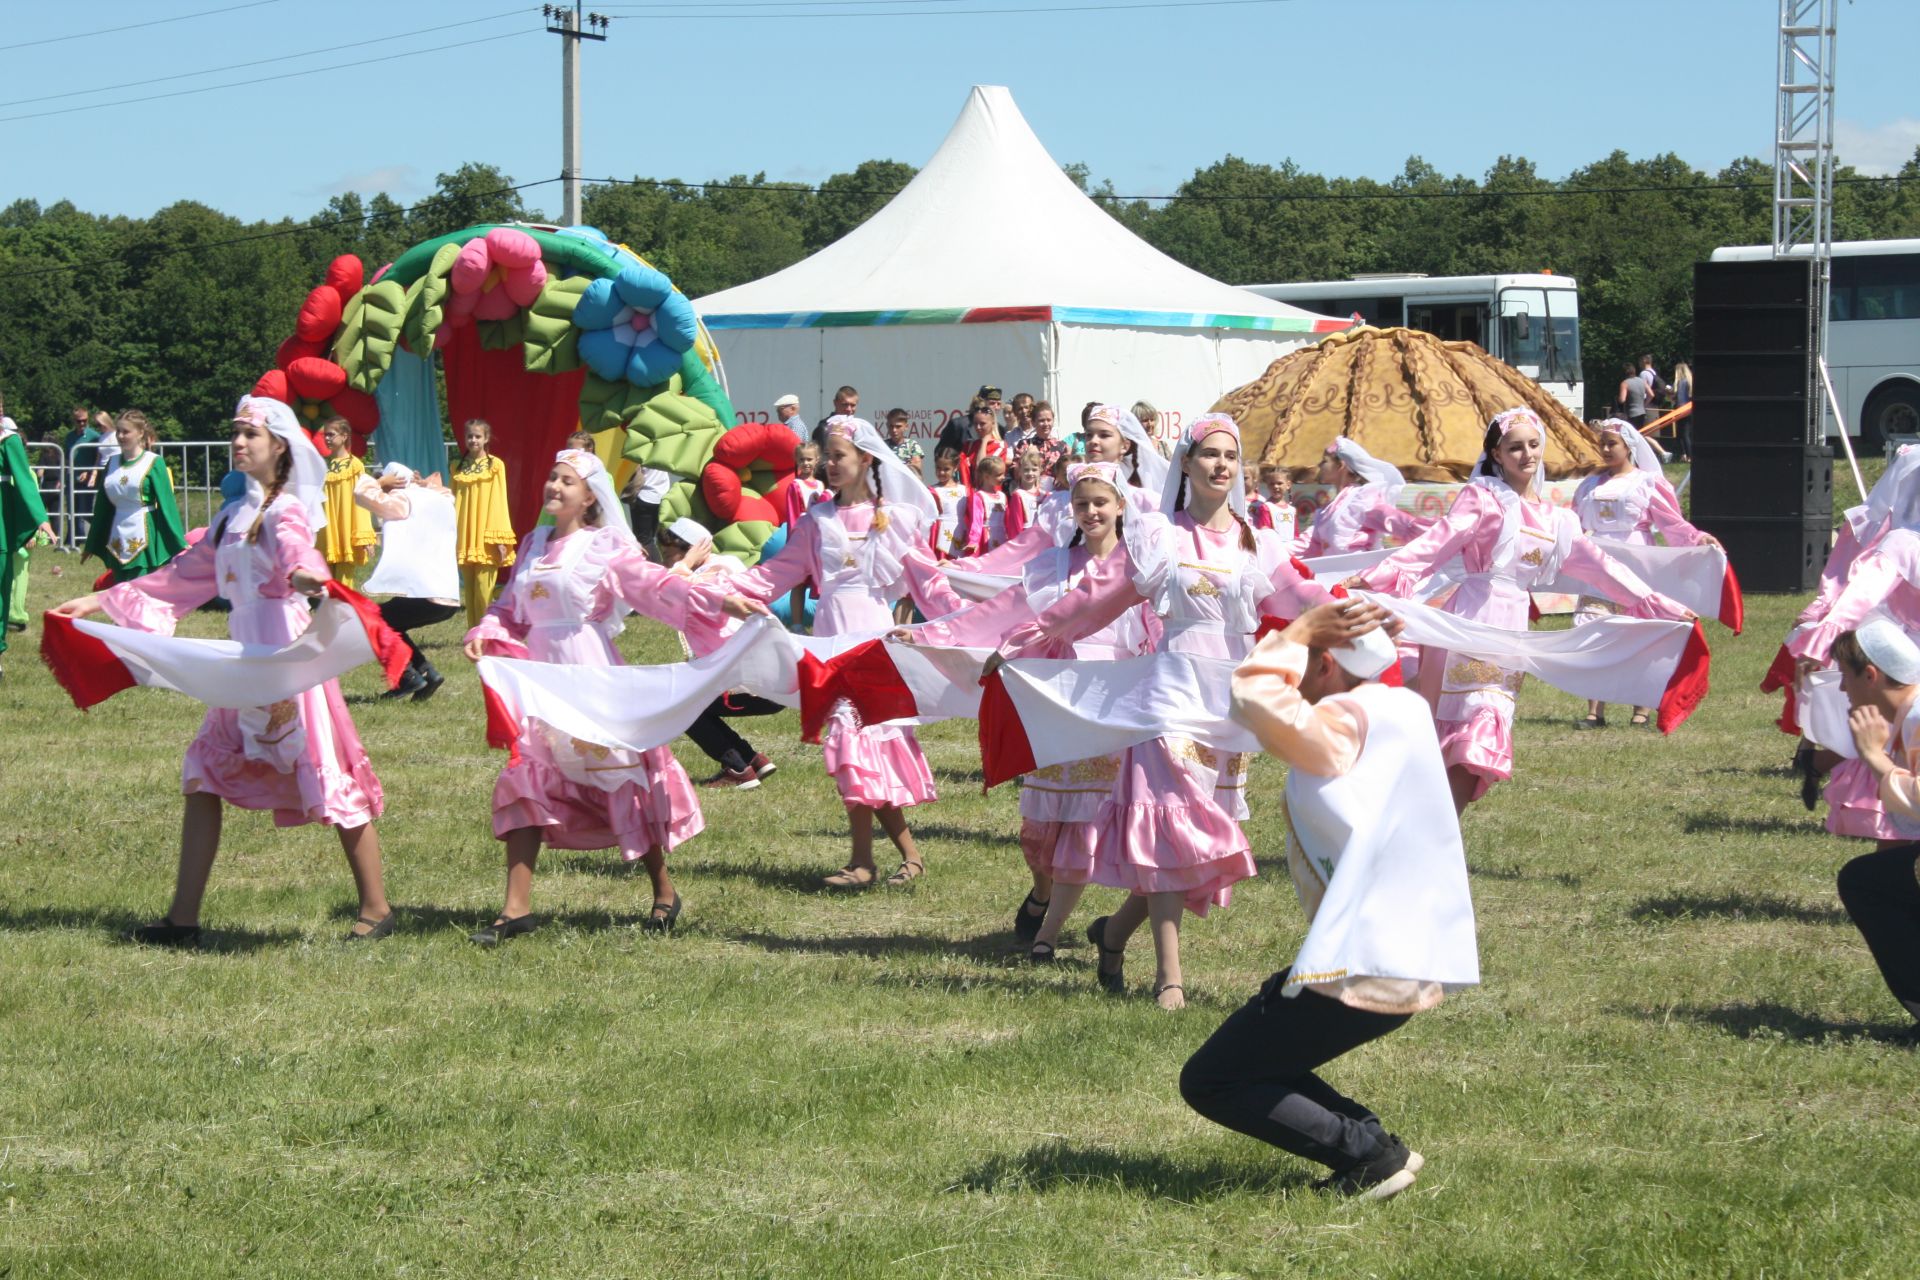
[1498,287,1580,384]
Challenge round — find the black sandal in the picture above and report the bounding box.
[1086,915,1126,994]
[1029,940,1056,964]
[1013,891,1050,944]
[1154,982,1186,1009]
[643,894,682,935]
[1574,714,1605,731]
[346,912,395,942]
[1629,711,1652,728]
[469,913,540,947]
[131,918,201,949]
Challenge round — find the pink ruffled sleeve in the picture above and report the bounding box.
[1257,553,1337,620]
[1380,503,1437,544]
[1786,548,1911,662]
[100,529,219,635]
[947,518,1050,576]
[899,542,968,619]
[602,533,719,635]
[912,583,1039,648]
[1644,478,1704,547]
[998,546,1144,660]
[723,514,816,602]
[1357,485,1489,596]
[1798,519,1864,626]
[266,500,329,585]
[1560,533,1693,621]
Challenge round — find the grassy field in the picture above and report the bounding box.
[4,481,1917,1277]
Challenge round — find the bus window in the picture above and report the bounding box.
[1407,302,1488,346]
[1542,291,1580,384]
[1833,254,1920,321]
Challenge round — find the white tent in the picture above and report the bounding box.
[694,85,1346,460]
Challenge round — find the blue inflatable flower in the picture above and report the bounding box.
[574,262,700,387]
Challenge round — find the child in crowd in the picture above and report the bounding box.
[451,418,516,626]
[1009,447,1043,531]
[317,418,376,589]
[951,454,1010,556]
[929,447,967,559]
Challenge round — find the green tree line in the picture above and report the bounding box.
[3,149,1917,441]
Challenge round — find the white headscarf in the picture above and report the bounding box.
[554,447,641,552]
[1594,417,1663,475]
[1326,436,1406,492]
[1864,443,1920,534]
[1087,403,1169,495]
[1159,413,1250,520]
[823,415,937,521]
[233,396,329,534]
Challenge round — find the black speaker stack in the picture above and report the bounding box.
[1688,257,1833,592]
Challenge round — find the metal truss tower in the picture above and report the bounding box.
[1773,0,1838,446]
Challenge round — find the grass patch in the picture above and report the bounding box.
[2,545,1917,1277]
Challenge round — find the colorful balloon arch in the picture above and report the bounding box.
[254,223,793,564]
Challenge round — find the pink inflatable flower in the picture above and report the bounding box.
[446,227,548,322]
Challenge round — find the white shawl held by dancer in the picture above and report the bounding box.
[42,581,409,710]
[1541,540,1743,633]
[1356,590,1711,733]
[1274,679,1479,997]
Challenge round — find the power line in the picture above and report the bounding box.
[599,0,1299,15]
[0,177,564,286]
[582,172,1907,204]
[0,0,292,52]
[0,8,536,111]
[0,28,542,124]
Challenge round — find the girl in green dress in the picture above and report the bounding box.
[82,410,187,586]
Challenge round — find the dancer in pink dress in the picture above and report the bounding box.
[50,396,396,947]
[462,449,767,944]
[984,415,1335,1009]
[1302,437,1432,558]
[905,462,1161,961]
[721,416,950,888]
[1348,407,1695,813]
[1570,418,1714,728]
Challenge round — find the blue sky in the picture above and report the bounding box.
[3,0,1916,225]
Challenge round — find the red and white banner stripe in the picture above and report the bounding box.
[41,581,410,711]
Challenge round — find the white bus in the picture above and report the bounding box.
[1710,240,1920,447]
[1241,273,1584,415]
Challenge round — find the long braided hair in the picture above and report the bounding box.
[245,446,293,545]
[869,454,890,533]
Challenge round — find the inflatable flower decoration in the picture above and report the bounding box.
[446,227,548,323]
[574,262,700,388]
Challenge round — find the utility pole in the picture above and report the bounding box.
[545,2,609,227]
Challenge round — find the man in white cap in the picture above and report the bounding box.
[1179,599,1479,1201]
[1839,618,1920,1029]
[774,394,807,443]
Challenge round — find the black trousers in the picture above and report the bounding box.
[1179,970,1409,1173]
[1837,843,1920,1020]
[683,693,783,771]
[378,597,460,667]
[626,497,661,549]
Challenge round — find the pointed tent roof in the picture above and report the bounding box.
[695,85,1348,335]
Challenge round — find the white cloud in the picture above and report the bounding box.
[301,165,425,198]
[1834,118,1920,176]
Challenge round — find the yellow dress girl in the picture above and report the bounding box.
[452,418,517,625]
[316,419,377,589]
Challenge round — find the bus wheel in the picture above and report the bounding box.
[1861,381,1920,451]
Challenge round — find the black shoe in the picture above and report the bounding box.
[1086,915,1126,995]
[5,620,23,633]
[1029,940,1056,963]
[346,912,395,942]
[411,666,445,702]
[642,894,682,935]
[470,913,540,947]
[1313,1136,1422,1200]
[382,670,426,700]
[1013,891,1049,944]
[1574,715,1605,731]
[131,918,202,949]
[1794,743,1823,812]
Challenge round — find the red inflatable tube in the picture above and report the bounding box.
[703,421,800,524]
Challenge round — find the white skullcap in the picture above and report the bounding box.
[380,462,415,482]
[773,394,800,409]
[1856,617,1920,685]
[1329,623,1398,680]
[666,517,712,551]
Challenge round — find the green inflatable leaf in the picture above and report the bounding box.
[476,310,531,351]
[714,521,773,567]
[523,275,588,375]
[402,241,461,356]
[578,373,658,434]
[333,278,407,395]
